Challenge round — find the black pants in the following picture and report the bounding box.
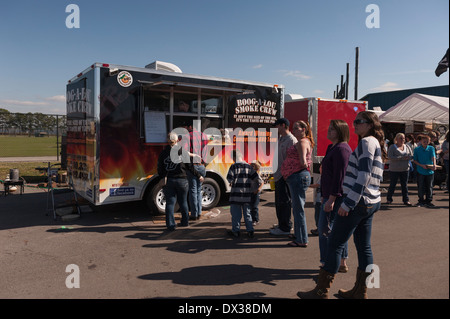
[275,178,292,232]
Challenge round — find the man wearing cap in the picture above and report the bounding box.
[270,118,297,235]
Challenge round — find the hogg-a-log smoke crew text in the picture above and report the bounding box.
[67,87,93,115]
[234,97,278,116]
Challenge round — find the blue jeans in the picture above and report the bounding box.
[275,178,292,232]
[164,178,189,230]
[318,196,348,264]
[286,170,311,244]
[187,164,206,218]
[387,170,410,203]
[417,173,434,204]
[250,192,261,222]
[323,198,380,274]
[230,203,253,233]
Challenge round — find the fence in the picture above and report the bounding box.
[0,111,66,160]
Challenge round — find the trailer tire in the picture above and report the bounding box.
[201,177,221,211]
[147,179,178,215]
[147,177,221,214]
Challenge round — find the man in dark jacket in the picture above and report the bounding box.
[157,132,204,230]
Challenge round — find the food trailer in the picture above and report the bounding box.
[66,61,283,213]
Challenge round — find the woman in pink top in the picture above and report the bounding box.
[281,120,314,247]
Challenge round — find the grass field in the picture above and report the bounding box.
[0,135,60,157]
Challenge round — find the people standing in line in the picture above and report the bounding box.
[386,133,414,206]
[281,120,314,247]
[250,160,264,226]
[226,149,258,238]
[157,132,204,231]
[441,132,449,193]
[182,120,208,221]
[412,134,437,208]
[318,120,352,272]
[270,118,297,236]
[298,111,386,299]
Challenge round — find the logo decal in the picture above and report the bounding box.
[117,71,133,87]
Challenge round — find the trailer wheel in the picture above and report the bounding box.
[147,177,220,214]
[201,177,221,211]
[147,179,178,215]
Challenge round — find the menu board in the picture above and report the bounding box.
[144,111,167,143]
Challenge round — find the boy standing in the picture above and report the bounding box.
[413,134,436,207]
[250,160,264,226]
[227,149,258,238]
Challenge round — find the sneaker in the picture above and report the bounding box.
[425,202,435,208]
[415,202,424,207]
[269,227,291,236]
[247,231,254,238]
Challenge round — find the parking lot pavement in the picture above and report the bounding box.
[0,182,448,301]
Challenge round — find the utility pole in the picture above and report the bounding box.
[355,47,359,100]
[345,63,349,100]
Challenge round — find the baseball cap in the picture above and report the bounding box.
[273,118,290,127]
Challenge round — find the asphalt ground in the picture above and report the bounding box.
[0,180,448,307]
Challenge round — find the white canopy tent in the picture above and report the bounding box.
[379,93,449,124]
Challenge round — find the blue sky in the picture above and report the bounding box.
[0,0,448,114]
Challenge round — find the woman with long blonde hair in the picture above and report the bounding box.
[386,132,413,206]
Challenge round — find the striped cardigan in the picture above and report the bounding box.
[341,136,384,212]
[227,161,258,204]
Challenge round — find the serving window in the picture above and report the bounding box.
[174,92,197,114]
[143,88,170,112]
[140,81,240,143]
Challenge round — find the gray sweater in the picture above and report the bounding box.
[388,144,413,172]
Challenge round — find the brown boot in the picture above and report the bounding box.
[297,268,335,299]
[338,268,371,299]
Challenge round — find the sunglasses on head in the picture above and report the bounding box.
[353,119,370,125]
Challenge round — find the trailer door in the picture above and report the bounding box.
[66,69,97,203]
